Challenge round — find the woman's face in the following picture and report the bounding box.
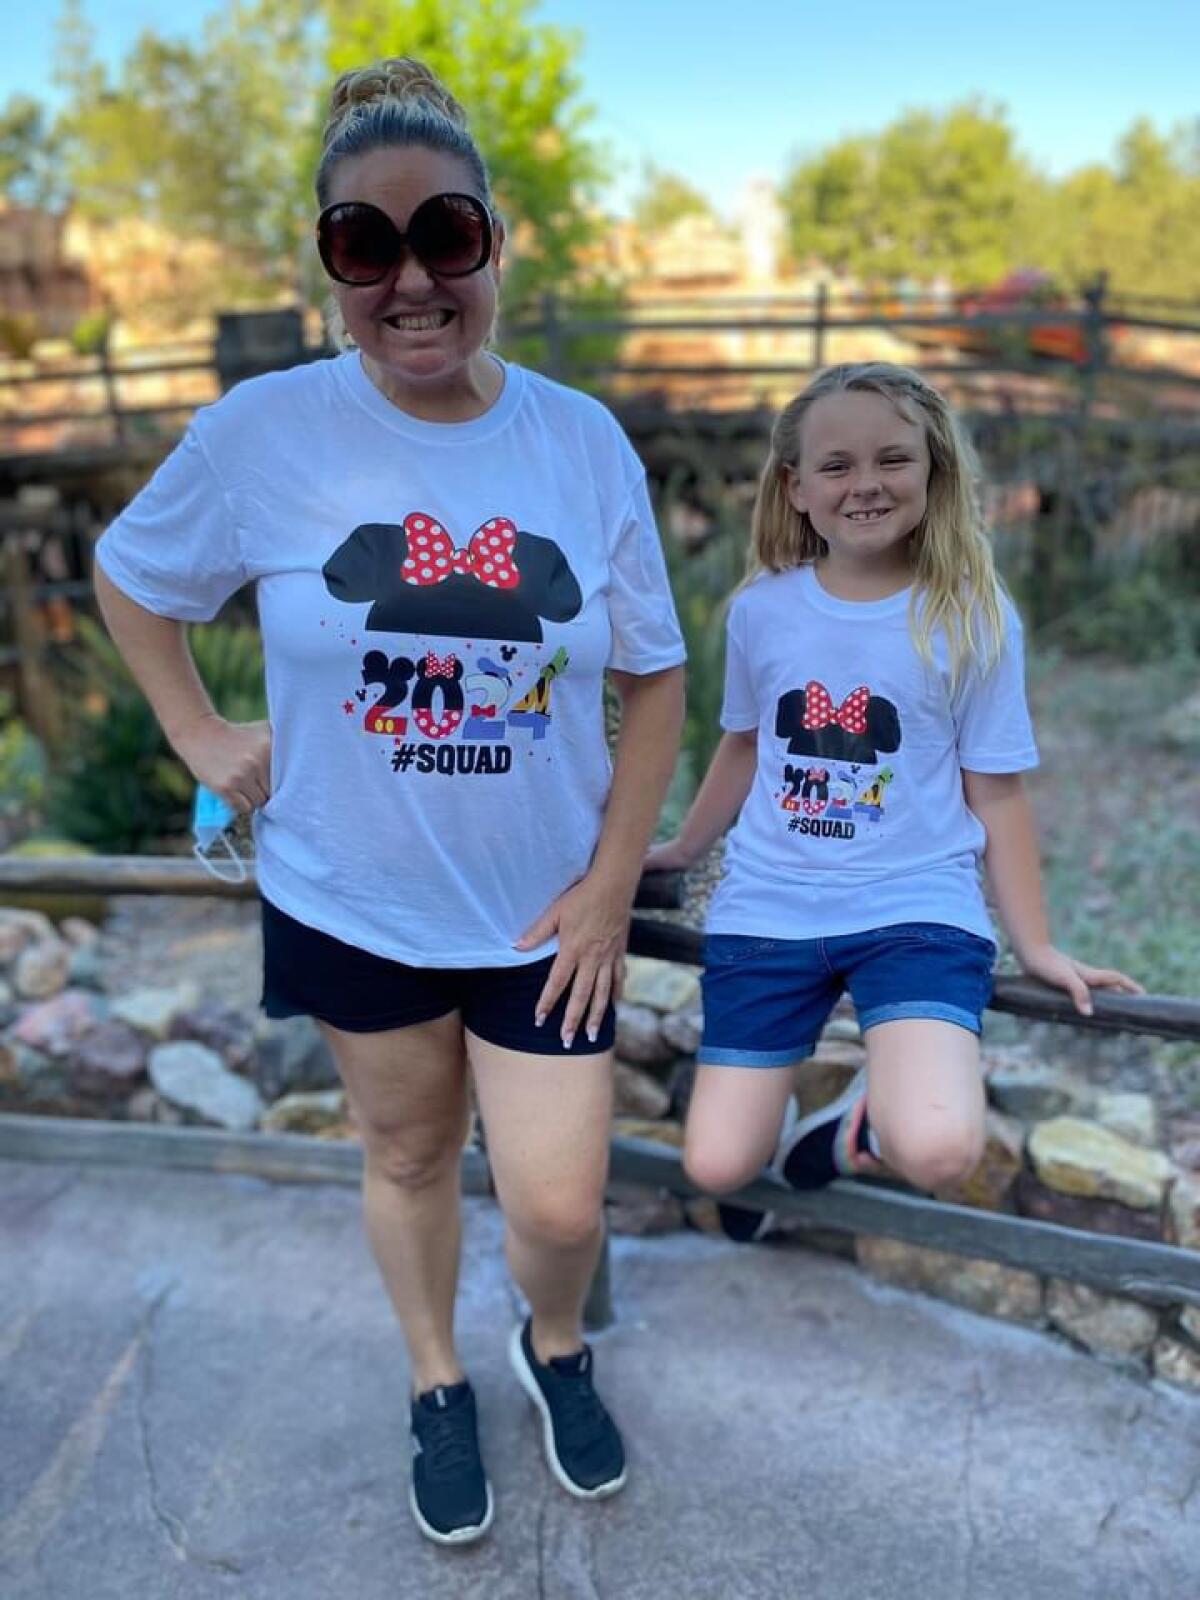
[323,144,504,406]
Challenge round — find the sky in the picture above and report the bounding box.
[4,0,1198,215]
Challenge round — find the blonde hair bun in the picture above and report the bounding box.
[323,58,467,150]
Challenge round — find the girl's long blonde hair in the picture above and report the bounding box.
[749,363,1004,681]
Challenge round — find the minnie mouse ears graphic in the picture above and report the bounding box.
[323,511,583,643]
[776,680,901,764]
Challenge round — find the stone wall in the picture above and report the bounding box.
[2,907,1197,1393]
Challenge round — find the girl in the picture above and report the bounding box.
[647,363,1140,1232]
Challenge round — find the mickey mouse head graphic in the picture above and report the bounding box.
[360,649,416,736]
[775,680,901,764]
[323,512,583,643]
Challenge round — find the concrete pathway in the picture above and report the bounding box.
[1,1157,1197,1600]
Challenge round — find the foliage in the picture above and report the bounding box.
[0,692,47,820]
[631,163,713,235]
[52,0,610,314]
[0,314,39,359]
[69,309,112,356]
[54,0,322,300]
[324,0,608,313]
[48,615,267,853]
[781,100,1031,287]
[0,93,64,208]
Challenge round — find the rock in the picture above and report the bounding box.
[0,1039,15,1086]
[124,1087,185,1126]
[1093,1092,1159,1149]
[13,940,71,1000]
[1028,1116,1174,1211]
[622,955,700,1014]
[613,1060,671,1120]
[1015,1170,1163,1242]
[613,1116,683,1148]
[11,989,103,1056]
[607,1187,686,1236]
[7,1042,69,1099]
[1181,1306,1200,1343]
[1045,1279,1159,1362]
[666,1055,697,1120]
[261,1088,353,1137]
[68,1021,148,1097]
[252,1015,339,1100]
[170,1004,256,1074]
[1152,1336,1200,1392]
[794,1056,861,1117]
[986,1059,1093,1121]
[683,1197,725,1235]
[149,1040,264,1131]
[0,908,56,964]
[939,1110,1024,1212]
[1166,1173,1200,1251]
[661,1005,702,1055]
[809,1038,868,1072]
[856,1236,1043,1325]
[66,944,105,991]
[111,983,200,1040]
[60,916,101,949]
[821,1015,862,1043]
[613,1002,674,1066]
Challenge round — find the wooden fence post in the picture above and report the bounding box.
[813,281,828,369]
[3,531,61,748]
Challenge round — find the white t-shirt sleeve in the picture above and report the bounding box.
[953,597,1039,773]
[94,426,249,622]
[604,471,686,673]
[719,595,758,731]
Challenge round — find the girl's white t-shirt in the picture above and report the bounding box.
[707,565,1038,943]
[96,353,685,966]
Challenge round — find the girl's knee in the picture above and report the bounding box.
[683,1137,760,1197]
[880,1120,984,1191]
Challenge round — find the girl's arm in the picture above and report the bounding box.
[95,564,271,811]
[963,769,1143,1014]
[516,663,686,1046]
[645,727,759,872]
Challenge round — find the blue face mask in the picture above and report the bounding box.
[192,785,246,882]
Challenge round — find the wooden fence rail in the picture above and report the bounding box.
[1,854,1198,1327]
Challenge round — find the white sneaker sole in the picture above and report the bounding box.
[508,1325,628,1501]
[408,1481,495,1546]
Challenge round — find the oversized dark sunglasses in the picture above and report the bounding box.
[316,193,494,286]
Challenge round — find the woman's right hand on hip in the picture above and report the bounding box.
[173,713,273,813]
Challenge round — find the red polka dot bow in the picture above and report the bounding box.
[425,651,459,678]
[401,513,520,590]
[802,681,871,734]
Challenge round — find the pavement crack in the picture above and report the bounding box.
[135,1280,243,1574]
[959,1366,986,1600]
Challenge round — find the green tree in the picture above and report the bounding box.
[323,0,608,311]
[0,94,64,207]
[781,101,1033,286]
[631,162,713,234]
[54,0,322,299]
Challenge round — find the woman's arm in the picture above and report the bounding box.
[963,769,1142,1013]
[644,727,758,872]
[516,663,686,1046]
[95,564,271,811]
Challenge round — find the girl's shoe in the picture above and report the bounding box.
[775,1068,872,1189]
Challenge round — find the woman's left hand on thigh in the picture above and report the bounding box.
[515,869,630,1048]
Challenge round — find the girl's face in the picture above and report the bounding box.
[786,390,931,576]
[325,144,504,414]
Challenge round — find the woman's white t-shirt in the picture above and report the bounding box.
[707,565,1038,944]
[96,353,685,966]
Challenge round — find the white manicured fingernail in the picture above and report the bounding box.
[534,1013,546,1028]
[562,1032,575,1050]
[586,1027,598,1043]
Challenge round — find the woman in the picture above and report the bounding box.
[94,58,685,1547]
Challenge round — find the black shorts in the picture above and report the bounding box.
[260,898,617,1055]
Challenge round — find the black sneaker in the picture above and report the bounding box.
[509,1320,627,1499]
[776,1067,872,1190]
[409,1380,494,1546]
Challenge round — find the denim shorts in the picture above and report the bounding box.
[698,922,996,1068]
[261,898,616,1055]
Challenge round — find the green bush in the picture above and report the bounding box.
[70,310,113,357]
[48,616,267,853]
[0,691,47,824]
